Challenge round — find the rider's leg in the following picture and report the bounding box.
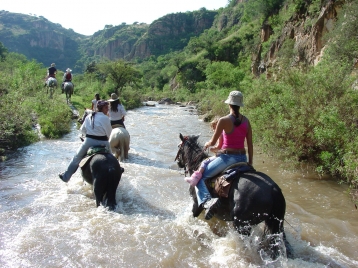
[184,156,214,186]
[195,154,247,219]
[59,138,110,182]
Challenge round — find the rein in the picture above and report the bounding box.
[175,136,207,176]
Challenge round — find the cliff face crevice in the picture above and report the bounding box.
[253,0,343,76]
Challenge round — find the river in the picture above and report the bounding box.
[0,104,357,268]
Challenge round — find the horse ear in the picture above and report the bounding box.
[192,134,200,142]
[179,133,184,141]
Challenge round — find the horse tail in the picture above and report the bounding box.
[265,184,286,235]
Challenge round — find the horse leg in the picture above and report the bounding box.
[189,186,204,217]
[105,169,121,211]
[120,142,125,162]
[124,135,130,159]
[93,178,105,207]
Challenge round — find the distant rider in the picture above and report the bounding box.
[62,68,73,94]
[45,63,57,86]
[47,63,57,78]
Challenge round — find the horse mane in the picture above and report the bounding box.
[182,135,208,173]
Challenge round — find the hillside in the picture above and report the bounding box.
[0,10,85,72]
[0,8,218,73]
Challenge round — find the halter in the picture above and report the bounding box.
[175,135,207,176]
[174,136,188,162]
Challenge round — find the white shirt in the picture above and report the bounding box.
[80,112,112,138]
[108,104,126,121]
[92,99,98,111]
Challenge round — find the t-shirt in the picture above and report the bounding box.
[108,104,126,121]
[80,112,112,138]
[48,67,57,75]
[92,99,98,111]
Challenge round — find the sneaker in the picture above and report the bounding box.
[203,198,221,220]
[184,171,202,187]
[59,173,69,183]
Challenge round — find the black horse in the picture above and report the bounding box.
[175,133,292,259]
[80,152,124,210]
[77,109,124,210]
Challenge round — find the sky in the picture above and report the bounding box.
[1,0,229,36]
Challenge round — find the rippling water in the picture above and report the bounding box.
[0,104,357,267]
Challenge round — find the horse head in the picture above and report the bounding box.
[175,133,207,176]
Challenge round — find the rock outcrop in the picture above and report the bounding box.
[252,0,343,77]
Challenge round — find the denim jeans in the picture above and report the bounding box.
[61,138,111,182]
[195,153,247,206]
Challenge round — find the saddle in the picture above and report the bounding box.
[206,162,256,198]
[79,145,110,168]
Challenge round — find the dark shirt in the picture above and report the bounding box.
[48,66,57,75]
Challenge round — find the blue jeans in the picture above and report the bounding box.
[61,138,111,182]
[195,154,247,206]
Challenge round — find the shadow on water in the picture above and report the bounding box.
[115,186,176,219]
[126,152,169,169]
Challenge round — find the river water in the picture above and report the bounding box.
[0,104,357,268]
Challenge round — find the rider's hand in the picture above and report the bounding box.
[204,141,211,150]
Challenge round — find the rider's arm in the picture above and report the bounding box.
[209,134,223,153]
[80,120,87,136]
[205,118,225,149]
[246,120,253,165]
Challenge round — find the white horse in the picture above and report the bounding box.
[109,125,130,162]
[46,77,57,98]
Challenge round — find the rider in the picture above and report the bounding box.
[184,116,222,186]
[61,68,73,94]
[108,93,127,129]
[45,63,57,86]
[196,91,253,220]
[58,100,113,183]
[91,93,100,111]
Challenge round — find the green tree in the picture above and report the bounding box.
[0,42,8,61]
[99,60,141,94]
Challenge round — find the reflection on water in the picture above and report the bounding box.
[0,104,357,267]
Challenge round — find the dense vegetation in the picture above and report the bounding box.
[1,0,357,199]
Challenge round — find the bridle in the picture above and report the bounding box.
[174,135,207,176]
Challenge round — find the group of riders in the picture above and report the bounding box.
[57,86,252,222]
[45,62,73,93]
[59,92,127,183]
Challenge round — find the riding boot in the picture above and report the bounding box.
[203,198,221,220]
[184,171,202,187]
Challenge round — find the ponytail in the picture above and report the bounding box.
[230,105,242,126]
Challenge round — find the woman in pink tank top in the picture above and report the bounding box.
[194,91,253,220]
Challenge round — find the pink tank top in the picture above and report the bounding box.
[222,116,248,149]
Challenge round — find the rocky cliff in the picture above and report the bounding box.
[252,0,344,77]
[128,10,217,59]
[83,9,218,62]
